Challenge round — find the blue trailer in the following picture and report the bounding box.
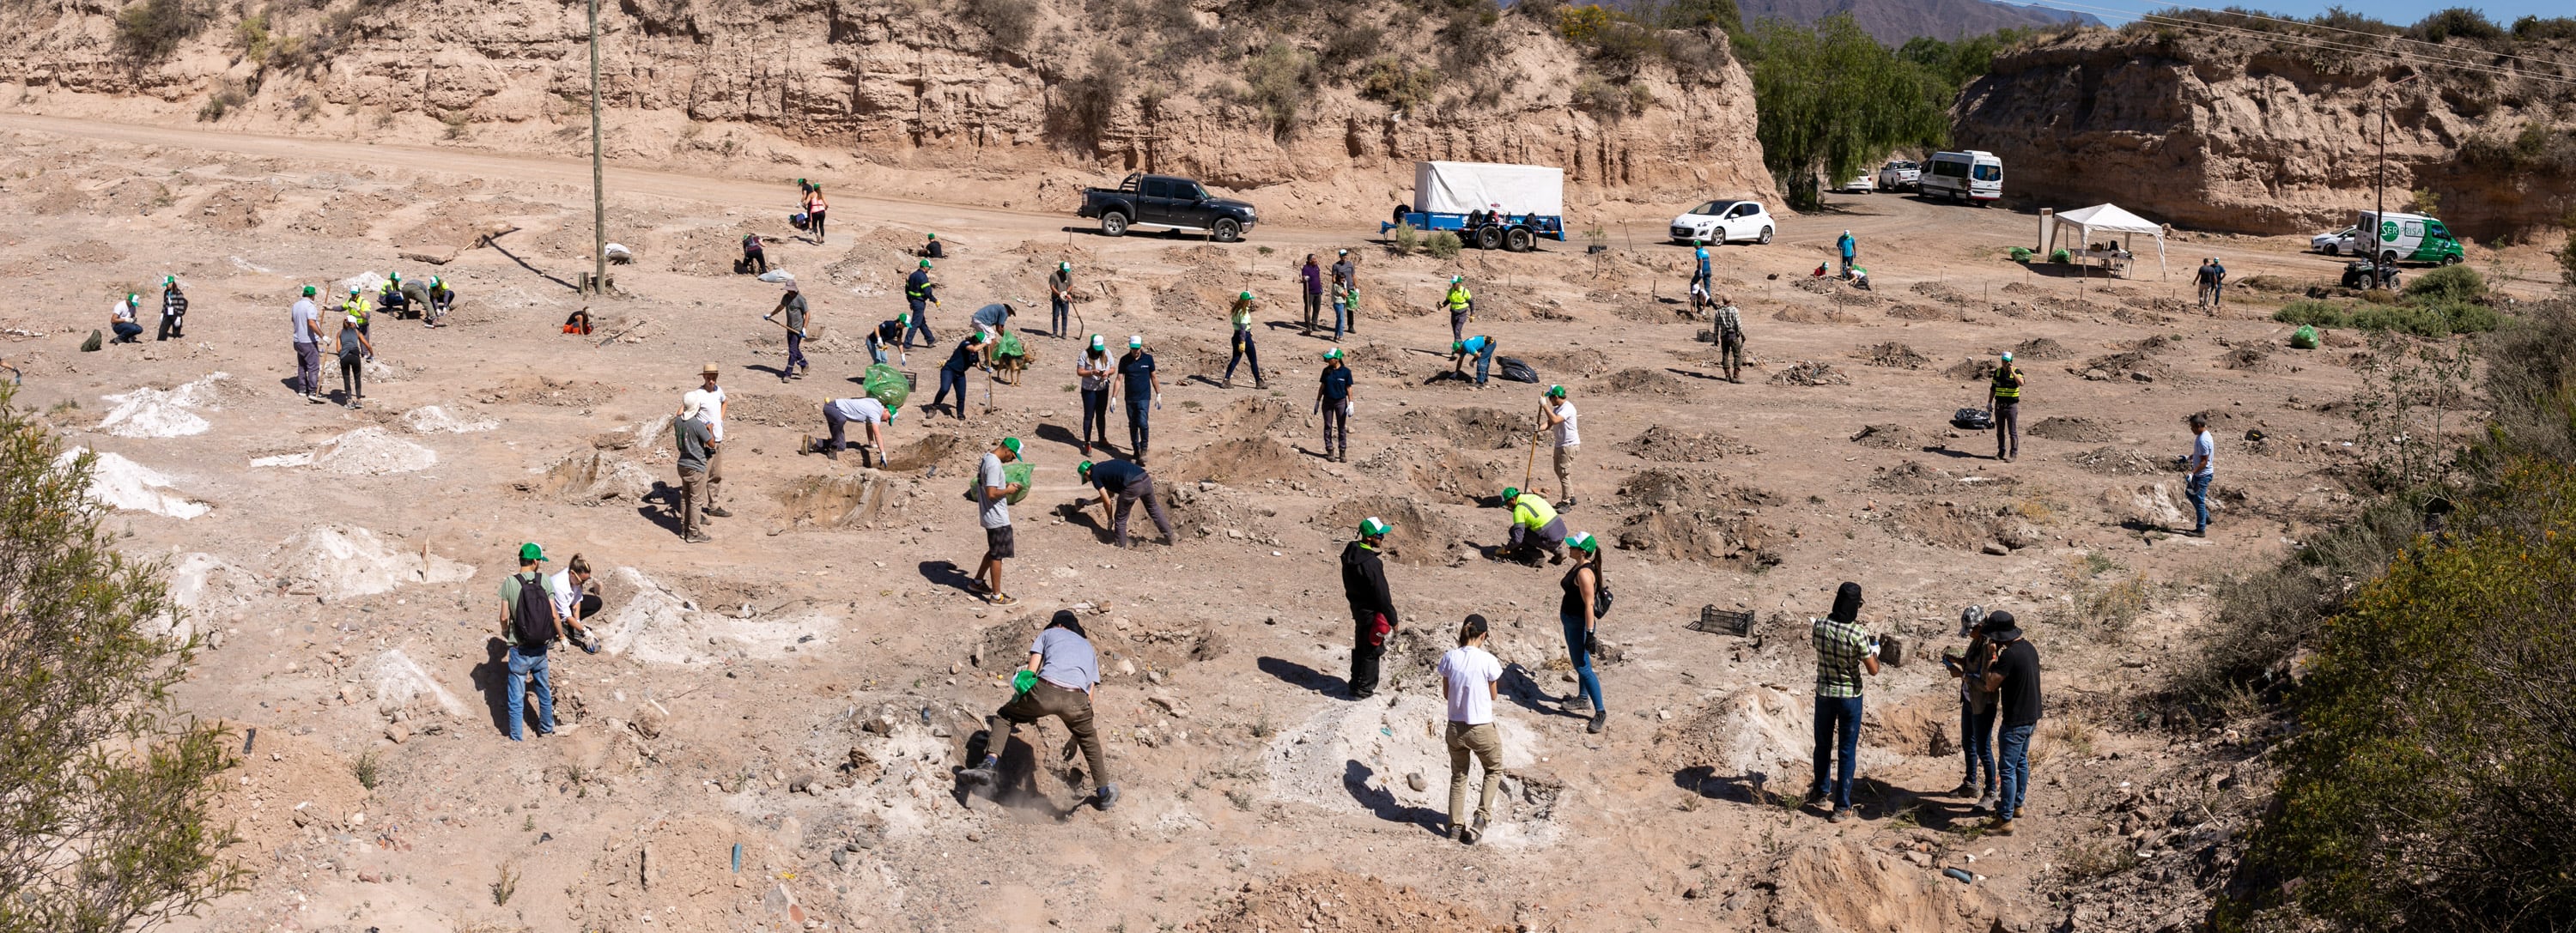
[1378,161,1567,252]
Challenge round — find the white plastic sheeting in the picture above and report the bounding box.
[1413,161,1564,216]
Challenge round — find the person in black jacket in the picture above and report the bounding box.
[1340,517,1400,700]
[155,277,188,341]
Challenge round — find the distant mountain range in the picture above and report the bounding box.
[1735,0,2102,44]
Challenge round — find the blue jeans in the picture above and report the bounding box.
[933,366,969,418]
[2186,473,2213,532]
[867,335,890,366]
[506,645,556,741]
[1330,297,1347,342]
[1473,342,1496,385]
[1558,612,1602,713]
[1224,327,1261,383]
[1961,701,1997,791]
[1125,397,1151,454]
[1997,723,2035,819]
[1051,297,1070,336]
[112,321,144,342]
[1813,694,1862,809]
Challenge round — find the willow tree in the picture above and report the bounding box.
[1743,14,1949,210]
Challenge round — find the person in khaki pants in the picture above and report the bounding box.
[1540,385,1582,507]
[673,397,714,542]
[957,611,1120,811]
[1438,614,1507,845]
[681,364,734,518]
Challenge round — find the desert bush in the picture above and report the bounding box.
[2474,299,2576,467]
[2513,15,2576,39]
[1571,75,1628,119]
[1053,47,1128,147]
[1435,1,1505,65]
[1589,21,1663,73]
[2403,186,2441,215]
[2560,219,2576,287]
[1650,0,1741,33]
[114,0,211,60]
[2175,492,2426,707]
[1389,222,1421,256]
[1236,42,1317,142]
[1556,3,1613,43]
[1425,231,1462,259]
[964,0,1036,48]
[1320,22,1383,71]
[196,78,247,122]
[2408,7,2505,42]
[234,12,270,63]
[1659,27,1732,80]
[2274,299,2347,327]
[2403,263,2486,305]
[2310,4,2399,34]
[2344,301,2494,337]
[1358,58,1438,113]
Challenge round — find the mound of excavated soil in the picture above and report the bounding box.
[1868,459,1947,494]
[1910,281,1971,304]
[525,449,655,505]
[2029,416,2117,442]
[270,525,475,601]
[58,447,208,518]
[251,427,437,475]
[1514,347,1612,380]
[1854,342,1929,368]
[1198,396,1304,437]
[1655,686,1853,779]
[1165,435,1312,485]
[2001,281,2043,296]
[593,566,839,666]
[1623,425,1755,463]
[1183,869,1516,933]
[1599,367,1686,394]
[1351,443,1504,504]
[2069,445,2174,476]
[968,610,1224,688]
[2079,349,2175,383]
[773,472,902,530]
[1161,480,1279,543]
[1774,306,1862,324]
[879,433,968,473]
[2009,336,2075,360]
[1312,495,1464,566]
[1941,357,1999,381]
[477,376,618,408]
[1887,303,1955,320]
[363,647,468,718]
[1610,470,1786,566]
[1848,423,1926,449]
[1769,360,1850,385]
[95,373,228,438]
[205,727,370,859]
[1389,406,1533,451]
[398,404,498,433]
[1261,693,1552,842]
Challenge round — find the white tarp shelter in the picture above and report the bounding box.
[2050,203,2168,279]
[1413,161,1565,216]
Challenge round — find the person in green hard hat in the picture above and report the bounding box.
[971,437,1027,607]
[1340,517,1400,700]
[919,231,944,259]
[957,609,1117,811]
[1499,486,1568,566]
[1449,335,1497,387]
[1316,348,1353,462]
[289,284,325,402]
[903,259,939,348]
[339,285,374,347]
[1076,459,1170,548]
[155,276,188,341]
[1077,334,1115,457]
[1048,260,1074,338]
[1541,384,1581,507]
[871,312,908,367]
[375,272,410,321]
[425,276,455,327]
[1222,290,1265,390]
[1440,275,1473,343]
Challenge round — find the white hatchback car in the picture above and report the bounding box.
[2311,225,2357,255]
[1668,199,1777,245]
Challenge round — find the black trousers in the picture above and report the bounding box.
[1349,610,1386,698]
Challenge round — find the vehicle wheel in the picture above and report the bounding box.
[2380,251,2399,267]
[1212,219,1241,243]
[2441,255,2461,266]
[1474,226,1503,251]
[1757,226,1774,245]
[1099,212,1128,238]
[2321,243,2338,256]
[1505,227,1535,252]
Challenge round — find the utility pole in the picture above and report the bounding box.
[588,0,606,294]
[2372,73,2418,291]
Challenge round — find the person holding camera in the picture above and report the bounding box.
[1944,608,2000,813]
[1808,582,1880,823]
[1976,611,2043,834]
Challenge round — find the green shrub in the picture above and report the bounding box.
[114,0,210,60]
[2346,303,2451,337]
[1571,75,1629,120]
[1389,222,1421,255]
[2561,220,2576,287]
[2275,299,2348,327]
[2409,7,2505,41]
[196,80,246,122]
[963,0,1036,48]
[1358,58,1438,113]
[1051,48,1127,147]
[1319,23,1382,71]
[2403,264,2487,305]
[2514,15,2576,39]
[1425,231,1462,259]
[2437,301,2501,334]
[1237,42,1316,142]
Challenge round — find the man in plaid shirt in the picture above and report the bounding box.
[1810,581,1880,822]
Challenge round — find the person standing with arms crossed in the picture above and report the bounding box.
[1540,385,1581,507]
[2182,412,2215,537]
[1438,614,1506,844]
[1340,517,1398,700]
[970,437,1027,607]
[1076,335,1115,457]
[1048,261,1074,339]
[1809,582,1880,823]
[770,280,811,383]
[1222,291,1265,390]
[1559,532,1607,734]
[1989,352,2023,463]
[1117,336,1160,463]
[1329,249,1356,341]
[1977,611,2042,834]
[1316,348,1353,462]
[289,285,325,403]
[1297,254,1325,336]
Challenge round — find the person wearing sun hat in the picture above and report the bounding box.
[1077,457,1170,548]
[1500,486,1569,566]
[1340,516,1400,700]
[1989,350,2024,462]
[1077,334,1115,456]
[1223,290,1265,390]
[1048,260,1075,338]
[1316,348,1354,461]
[672,390,716,542]
[1441,275,1473,343]
[970,437,1028,606]
[1117,335,1160,462]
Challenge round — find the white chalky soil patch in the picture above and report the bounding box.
[251,427,437,474]
[56,447,209,518]
[95,372,228,438]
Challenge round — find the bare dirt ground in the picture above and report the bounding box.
[0,112,2506,933]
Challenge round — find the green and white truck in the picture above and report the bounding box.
[2355,210,2465,266]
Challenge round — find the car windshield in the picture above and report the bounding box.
[1692,200,1736,216]
[2424,221,2451,238]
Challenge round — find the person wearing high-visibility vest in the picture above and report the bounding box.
[1499,486,1569,566]
[1222,290,1265,390]
[902,259,939,348]
[1440,276,1473,344]
[1989,352,2024,463]
[339,287,375,359]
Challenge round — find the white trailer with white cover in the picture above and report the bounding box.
[1382,161,1567,251]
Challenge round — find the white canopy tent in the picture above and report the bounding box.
[2050,203,2167,279]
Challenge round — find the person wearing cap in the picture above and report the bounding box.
[1223,291,1265,390]
[1316,348,1353,462]
[1559,531,1608,733]
[107,293,143,344]
[1449,335,1497,387]
[902,259,939,348]
[957,610,1117,810]
[1077,335,1115,457]
[330,306,374,409]
[930,330,991,421]
[1809,582,1880,823]
[1540,385,1580,507]
[1048,260,1074,338]
[919,231,944,259]
[2182,412,2215,536]
[870,313,909,366]
[425,276,455,326]
[1440,276,1473,343]
[770,281,811,383]
[1499,487,1568,566]
[817,396,891,464]
[497,543,566,740]
[1837,229,1856,278]
[1329,249,1356,340]
[672,394,715,542]
[741,232,768,275]
[1340,517,1400,700]
[1116,335,1159,462]
[155,276,189,342]
[802,185,829,243]
[971,438,1027,606]
[338,286,374,344]
[289,285,325,403]
[1076,458,1171,548]
[1975,610,2041,833]
[1943,607,2001,813]
[375,273,410,322]
[1438,613,1506,843]
[1989,352,2024,462]
[680,365,732,518]
[1298,253,1325,336]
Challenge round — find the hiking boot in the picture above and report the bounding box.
[306,393,325,404]
[1587,710,1607,735]
[957,766,998,791]
[1830,807,1854,824]
[1974,792,1997,813]
[1804,789,1826,809]
[1255,379,1267,390]
[1461,822,1484,845]
[1549,552,1565,566]
[1564,696,1593,716]
[1988,816,2014,835]
[703,506,732,518]
[1947,782,1978,798]
[1221,379,1232,389]
[683,531,712,543]
[1448,823,1465,843]
[819,448,839,461]
[1561,497,1577,508]
[1095,783,1119,810]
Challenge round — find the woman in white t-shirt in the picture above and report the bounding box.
[1437,614,1506,845]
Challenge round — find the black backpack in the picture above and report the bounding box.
[510,573,558,648]
[1593,571,1614,618]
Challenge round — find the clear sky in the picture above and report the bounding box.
[2039,0,2566,27]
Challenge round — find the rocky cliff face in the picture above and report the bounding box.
[0,0,1777,223]
[1955,28,2576,239]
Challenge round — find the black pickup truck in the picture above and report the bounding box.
[1077,173,1259,242]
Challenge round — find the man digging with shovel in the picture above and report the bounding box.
[957,610,1118,811]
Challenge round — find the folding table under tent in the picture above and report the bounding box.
[2050,203,2168,280]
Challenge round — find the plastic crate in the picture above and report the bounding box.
[1690,605,1753,636]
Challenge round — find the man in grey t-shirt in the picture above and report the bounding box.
[770,282,811,383]
[972,438,1026,606]
[958,610,1117,810]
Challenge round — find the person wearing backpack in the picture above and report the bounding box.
[1558,532,1609,734]
[497,543,567,740]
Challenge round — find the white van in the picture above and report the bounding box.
[1923,150,2002,205]
[2354,210,2465,266]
